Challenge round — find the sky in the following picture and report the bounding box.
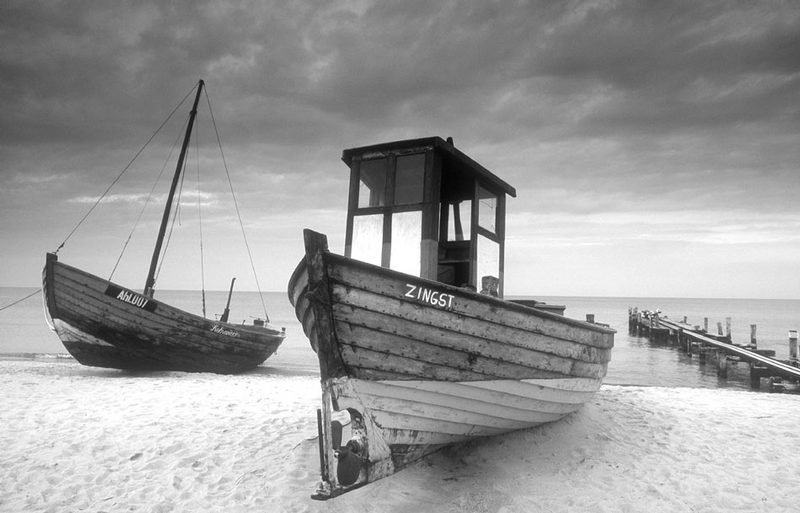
[1,0,799,299]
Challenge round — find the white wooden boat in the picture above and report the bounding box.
[43,80,285,373]
[287,137,614,499]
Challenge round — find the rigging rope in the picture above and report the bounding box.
[109,119,187,281]
[204,88,270,321]
[154,153,189,287]
[194,114,207,319]
[49,81,266,323]
[54,85,196,254]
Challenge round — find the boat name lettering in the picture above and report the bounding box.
[104,285,157,312]
[210,324,240,337]
[404,284,455,309]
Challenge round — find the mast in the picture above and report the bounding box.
[220,277,236,323]
[143,79,205,297]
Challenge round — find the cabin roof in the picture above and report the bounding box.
[341,136,517,198]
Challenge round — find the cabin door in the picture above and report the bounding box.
[475,184,502,297]
[438,182,503,297]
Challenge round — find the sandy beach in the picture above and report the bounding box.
[1,359,798,512]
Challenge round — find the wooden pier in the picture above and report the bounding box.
[629,308,800,392]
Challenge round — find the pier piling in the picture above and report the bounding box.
[717,353,728,377]
[629,307,800,393]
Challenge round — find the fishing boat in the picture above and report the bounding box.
[42,80,285,373]
[288,136,615,499]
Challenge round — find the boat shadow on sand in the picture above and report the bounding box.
[1,354,318,379]
[92,364,319,379]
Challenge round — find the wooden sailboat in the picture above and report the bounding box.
[287,136,615,499]
[43,80,285,374]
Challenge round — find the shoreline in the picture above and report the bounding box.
[2,359,799,512]
[0,352,74,360]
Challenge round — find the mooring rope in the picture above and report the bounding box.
[0,289,41,312]
[204,88,270,321]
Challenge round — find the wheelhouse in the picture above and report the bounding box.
[343,136,516,298]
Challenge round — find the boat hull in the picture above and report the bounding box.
[44,253,285,373]
[288,230,614,498]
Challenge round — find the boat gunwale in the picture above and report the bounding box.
[288,248,615,337]
[50,253,285,339]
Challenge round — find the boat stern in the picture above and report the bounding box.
[42,252,59,330]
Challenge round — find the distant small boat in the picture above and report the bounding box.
[288,136,615,499]
[43,80,285,373]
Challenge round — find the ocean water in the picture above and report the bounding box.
[1,287,798,391]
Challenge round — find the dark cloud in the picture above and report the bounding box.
[1,0,798,295]
[4,1,798,146]
[527,1,800,135]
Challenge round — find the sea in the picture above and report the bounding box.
[1,287,798,392]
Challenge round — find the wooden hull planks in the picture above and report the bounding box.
[43,253,285,373]
[334,376,597,443]
[314,375,597,493]
[287,230,615,499]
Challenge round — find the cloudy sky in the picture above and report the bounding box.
[1,0,798,299]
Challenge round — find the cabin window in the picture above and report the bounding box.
[345,139,511,292]
[349,153,428,274]
[351,214,384,266]
[390,210,422,275]
[477,234,501,296]
[394,154,425,205]
[358,158,388,208]
[445,200,472,241]
[477,185,497,234]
